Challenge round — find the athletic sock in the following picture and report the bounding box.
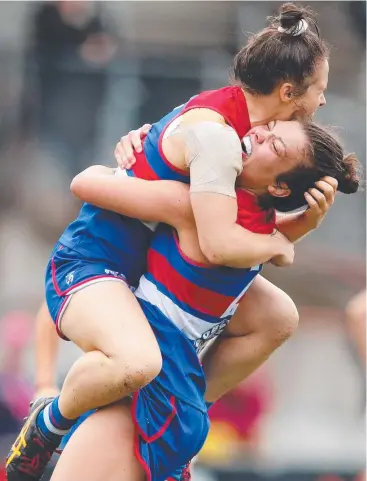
[36,396,79,443]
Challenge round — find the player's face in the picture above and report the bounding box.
[295,58,329,117]
[239,120,308,191]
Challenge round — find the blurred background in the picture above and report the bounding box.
[0,1,365,481]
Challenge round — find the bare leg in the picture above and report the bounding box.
[202,276,299,402]
[50,400,145,481]
[57,281,162,419]
[34,301,60,398]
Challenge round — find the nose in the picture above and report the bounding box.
[319,93,326,107]
[254,129,268,144]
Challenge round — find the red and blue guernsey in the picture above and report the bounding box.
[58,86,250,287]
[129,190,275,481]
[134,189,275,402]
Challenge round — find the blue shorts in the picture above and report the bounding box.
[45,242,130,338]
[132,381,208,481]
[132,300,209,481]
[58,382,207,480]
[47,246,209,480]
[59,403,203,481]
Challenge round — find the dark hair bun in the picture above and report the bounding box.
[279,3,305,30]
[277,2,320,37]
[337,153,362,194]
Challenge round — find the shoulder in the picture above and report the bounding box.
[185,122,242,156]
[179,108,225,125]
[185,121,240,143]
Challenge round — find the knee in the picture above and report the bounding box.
[111,347,163,393]
[265,290,299,346]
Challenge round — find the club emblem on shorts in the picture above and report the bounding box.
[65,272,74,286]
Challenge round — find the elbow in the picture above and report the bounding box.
[205,252,224,266]
[70,165,102,197]
[199,237,227,265]
[70,174,82,197]
[70,173,89,200]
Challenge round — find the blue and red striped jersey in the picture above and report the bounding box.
[135,189,275,353]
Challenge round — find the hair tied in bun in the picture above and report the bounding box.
[278,18,308,35]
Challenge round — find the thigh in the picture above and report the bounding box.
[51,400,145,481]
[61,280,160,359]
[45,244,158,358]
[224,275,299,338]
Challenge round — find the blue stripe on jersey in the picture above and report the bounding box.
[144,128,189,183]
[151,228,255,297]
[127,105,191,183]
[144,272,228,324]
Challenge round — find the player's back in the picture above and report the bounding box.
[58,86,250,286]
[127,85,250,182]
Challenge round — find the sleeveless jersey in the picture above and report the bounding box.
[59,86,250,286]
[135,189,275,354]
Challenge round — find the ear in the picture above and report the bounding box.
[268,182,291,198]
[279,83,294,104]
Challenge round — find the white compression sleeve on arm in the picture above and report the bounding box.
[183,122,243,198]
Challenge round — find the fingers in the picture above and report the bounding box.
[129,131,143,153]
[315,179,337,207]
[309,187,328,210]
[315,180,336,205]
[141,123,152,135]
[304,191,321,213]
[131,124,151,152]
[320,176,338,192]
[114,124,152,170]
[114,141,131,170]
[123,132,139,166]
[306,175,338,214]
[114,143,124,169]
[114,134,136,170]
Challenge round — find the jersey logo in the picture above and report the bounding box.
[194,319,229,353]
[104,269,126,280]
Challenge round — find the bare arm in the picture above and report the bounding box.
[72,166,289,268]
[71,166,193,229]
[276,178,338,243]
[34,302,60,398]
[183,122,292,267]
[191,193,292,267]
[276,211,311,243]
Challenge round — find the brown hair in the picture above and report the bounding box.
[261,122,362,212]
[233,3,329,96]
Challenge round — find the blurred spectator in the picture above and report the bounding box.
[0,312,33,469]
[345,290,366,366]
[200,369,272,464]
[20,1,118,176]
[0,312,33,420]
[346,2,366,45]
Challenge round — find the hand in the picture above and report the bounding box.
[303,176,338,229]
[269,231,295,267]
[114,124,152,170]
